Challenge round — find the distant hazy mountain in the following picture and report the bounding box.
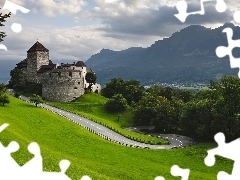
[0,60,18,84]
[86,23,239,86]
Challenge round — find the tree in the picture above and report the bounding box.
[105,94,128,112]
[29,94,43,107]
[180,99,215,139]
[0,8,11,42]
[208,75,240,139]
[120,80,144,104]
[0,83,7,93]
[9,67,23,88]
[146,85,192,102]
[0,93,10,106]
[101,78,125,98]
[102,78,144,104]
[132,94,175,131]
[85,72,97,92]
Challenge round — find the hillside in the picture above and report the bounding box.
[0,96,233,179]
[86,23,239,85]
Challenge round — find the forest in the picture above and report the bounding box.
[102,75,240,141]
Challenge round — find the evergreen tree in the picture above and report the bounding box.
[0,8,11,42]
[30,94,43,107]
[85,72,97,92]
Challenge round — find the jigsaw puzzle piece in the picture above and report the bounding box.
[154,176,165,180]
[81,175,92,180]
[0,141,21,176]
[233,11,240,23]
[175,0,227,23]
[171,165,190,180]
[205,132,240,180]
[0,123,9,132]
[40,160,71,180]
[215,0,227,13]
[154,165,190,180]
[205,132,240,164]
[2,0,30,33]
[217,171,236,180]
[21,142,42,173]
[3,0,30,15]
[216,45,229,58]
[174,0,188,23]
[0,44,7,51]
[216,28,240,78]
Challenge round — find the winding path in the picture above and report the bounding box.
[8,89,196,149]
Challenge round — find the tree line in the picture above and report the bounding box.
[102,76,240,141]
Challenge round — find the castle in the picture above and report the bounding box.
[16,41,101,102]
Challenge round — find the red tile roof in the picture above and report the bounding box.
[27,41,49,52]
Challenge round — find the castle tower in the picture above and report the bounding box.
[26,41,49,83]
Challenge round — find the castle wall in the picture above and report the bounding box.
[27,51,49,83]
[17,67,27,85]
[38,71,84,102]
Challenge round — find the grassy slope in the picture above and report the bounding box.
[48,93,168,145]
[0,96,233,179]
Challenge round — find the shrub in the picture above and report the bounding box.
[14,92,20,98]
[105,94,127,112]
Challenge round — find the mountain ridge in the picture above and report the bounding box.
[86,23,239,85]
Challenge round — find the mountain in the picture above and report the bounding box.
[86,23,239,86]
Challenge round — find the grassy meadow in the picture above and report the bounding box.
[0,96,233,179]
[48,93,168,145]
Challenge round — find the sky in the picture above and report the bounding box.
[0,0,239,62]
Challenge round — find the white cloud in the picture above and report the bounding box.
[1,0,240,64]
[0,0,26,7]
[28,0,87,17]
[0,23,159,62]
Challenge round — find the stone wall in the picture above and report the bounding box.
[19,67,27,84]
[39,71,84,102]
[27,51,49,83]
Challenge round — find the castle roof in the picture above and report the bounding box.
[75,61,86,67]
[16,58,27,69]
[50,69,81,73]
[87,68,94,73]
[27,41,49,53]
[38,64,57,73]
[62,64,72,67]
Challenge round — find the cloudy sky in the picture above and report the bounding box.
[0,0,239,62]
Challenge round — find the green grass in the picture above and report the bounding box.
[0,96,234,179]
[47,93,168,145]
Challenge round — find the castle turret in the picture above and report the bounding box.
[26,41,49,83]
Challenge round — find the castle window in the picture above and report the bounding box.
[74,87,78,89]
[58,71,61,77]
[78,82,80,84]
[69,72,72,76]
